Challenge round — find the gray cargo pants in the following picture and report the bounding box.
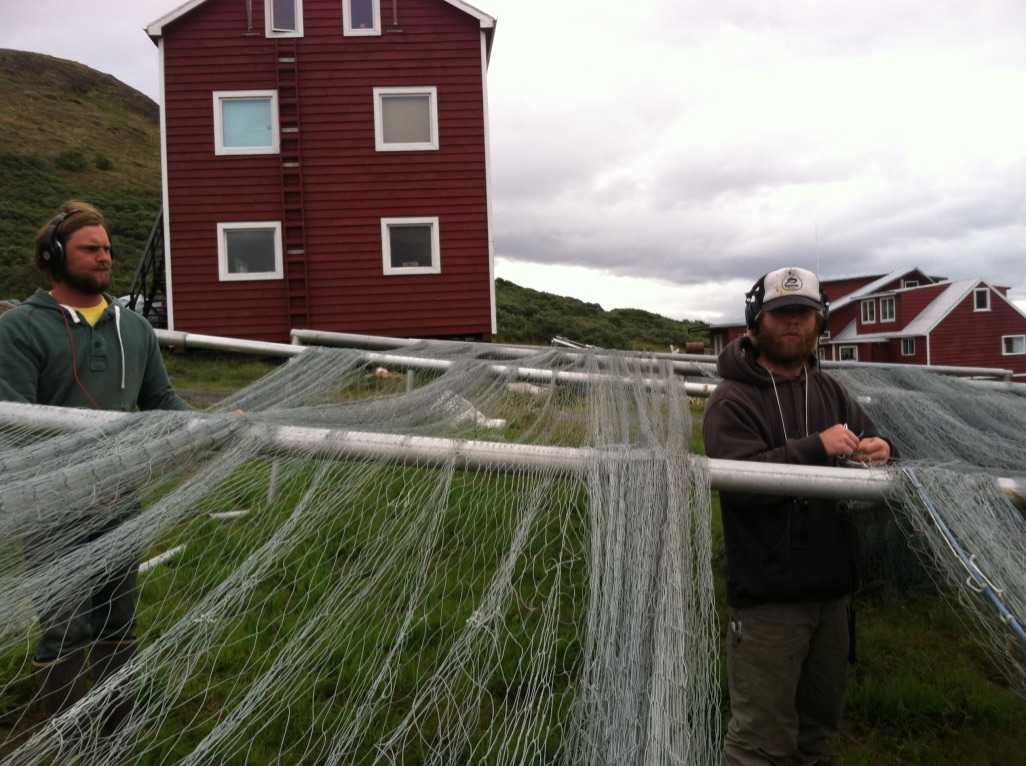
[725,597,850,766]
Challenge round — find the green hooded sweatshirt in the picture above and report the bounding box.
[0,289,189,412]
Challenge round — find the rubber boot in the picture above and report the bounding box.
[0,650,89,755]
[90,639,137,736]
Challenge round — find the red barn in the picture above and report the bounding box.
[709,267,1026,380]
[146,0,497,341]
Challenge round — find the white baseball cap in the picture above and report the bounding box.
[761,267,825,313]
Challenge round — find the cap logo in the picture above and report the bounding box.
[781,271,803,292]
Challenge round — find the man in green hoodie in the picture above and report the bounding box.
[0,200,189,739]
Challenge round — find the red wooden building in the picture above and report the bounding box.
[709,267,1026,379]
[146,0,497,341]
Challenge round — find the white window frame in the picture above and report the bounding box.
[217,222,284,281]
[1002,335,1026,356]
[861,299,876,324]
[373,87,439,152]
[213,90,280,156]
[839,345,858,361]
[381,217,441,275]
[343,0,381,36]
[880,296,895,322]
[973,287,991,312]
[265,0,304,37]
[901,337,916,357]
[901,279,919,288]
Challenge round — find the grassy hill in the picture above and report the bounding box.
[0,49,161,300]
[495,278,708,349]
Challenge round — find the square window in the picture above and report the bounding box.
[861,299,876,324]
[374,87,439,151]
[213,91,279,155]
[217,222,283,281]
[974,287,991,311]
[344,0,380,35]
[901,338,915,356]
[267,0,303,36]
[381,217,441,275]
[839,345,858,361]
[1002,335,1026,355]
[880,296,895,322]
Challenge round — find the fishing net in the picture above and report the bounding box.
[0,344,719,764]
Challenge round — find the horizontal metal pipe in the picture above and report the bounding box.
[289,329,715,377]
[2,402,1022,508]
[156,330,718,397]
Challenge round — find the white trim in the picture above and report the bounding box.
[145,0,207,39]
[879,295,895,322]
[926,333,931,365]
[217,222,284,281]
[900,337,916,357]
[147,0,494,39]
[901,279,920,288]
[838,345,858,361]
[1001,335,1026,356]
[343,0,381,36]
[373,87,439,152]
[860,299,876,324]
[158,40,175,331]
[265,0,304,37]
[213,90,280,156]
[481,31,496,336]
[381,217,441,275]
[973,286,991,312]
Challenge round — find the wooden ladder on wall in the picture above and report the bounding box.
[275,39,310,330]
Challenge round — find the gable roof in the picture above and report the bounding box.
[828,267,930,313]
[826,279,1009,342]
[146,0,497,47]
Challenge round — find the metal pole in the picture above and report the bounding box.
[1,402,1023,508]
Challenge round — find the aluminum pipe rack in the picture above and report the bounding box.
[156,330,718,397]
[2,402,1024,509]
[289,329,716,377]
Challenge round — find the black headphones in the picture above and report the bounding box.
[40,209,82,274]
[745,273,831,331]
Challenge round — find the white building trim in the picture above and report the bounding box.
[158,39,175,331]
[481,31,496,335]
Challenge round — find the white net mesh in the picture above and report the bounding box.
[0,345,720,764]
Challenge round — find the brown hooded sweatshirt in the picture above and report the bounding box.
[703,336,891,608]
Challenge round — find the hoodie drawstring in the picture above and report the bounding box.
[768,364,809,441]
[113,304,126,391]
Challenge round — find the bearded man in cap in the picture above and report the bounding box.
[704,267,894,765]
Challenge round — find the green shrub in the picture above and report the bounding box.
[54,149,88,172]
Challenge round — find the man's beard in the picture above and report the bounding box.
[60,268,111,296]
[754,324,818,365]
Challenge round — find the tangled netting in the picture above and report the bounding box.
[833,367,1026,696]
[0,344,718,764]
[2,341,1026,764]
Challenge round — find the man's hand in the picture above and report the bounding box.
[852,437,891,465]
[819,424,860,457]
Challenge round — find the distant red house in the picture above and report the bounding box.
[147,0,497,342]
[709,268,1026,379]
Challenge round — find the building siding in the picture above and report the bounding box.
[930,289,1026,374]
[162,0,492,341]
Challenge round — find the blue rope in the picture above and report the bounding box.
[902,467,1026,647]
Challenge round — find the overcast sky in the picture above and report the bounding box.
[3,0,1026,322]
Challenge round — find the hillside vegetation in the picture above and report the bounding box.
[0,49,161,300]
[495,278,708,349]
